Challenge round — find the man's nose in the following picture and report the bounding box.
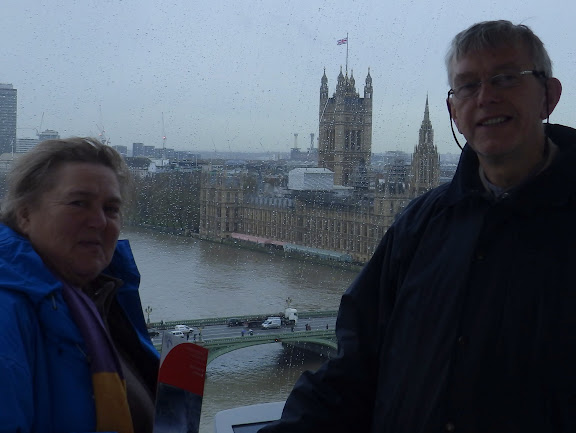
[476,80,502,105]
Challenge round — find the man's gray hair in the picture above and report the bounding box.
[445,20,553,86]
[1,137,132,231]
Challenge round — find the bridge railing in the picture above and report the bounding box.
[148,310,338,330]
[152,329,337,353]
[199,329,335,346]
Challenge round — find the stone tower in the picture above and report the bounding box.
[318,67,372,187]
[409,96,440,197]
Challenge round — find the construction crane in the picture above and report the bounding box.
[16,112,44,137]
[96,123,110,146]
[36,112,44,136]
[96,105,110,145]
[161,112,167,159]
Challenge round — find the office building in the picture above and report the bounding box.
[143,145,155,157]
[132,142,144,157]
[15,138,39,153]
[0,84,17,154]
[113,145,128,156]
[37,129,60,142]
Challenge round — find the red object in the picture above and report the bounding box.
[158,343,208,396]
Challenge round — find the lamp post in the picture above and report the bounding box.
[145,305,152,324]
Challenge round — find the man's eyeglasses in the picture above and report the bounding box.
[448,70,545,99]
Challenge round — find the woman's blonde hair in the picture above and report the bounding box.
[1,137,132,231]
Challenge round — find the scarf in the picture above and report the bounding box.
[61,281,134,433]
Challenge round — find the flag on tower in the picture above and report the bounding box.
[337,38,348,45]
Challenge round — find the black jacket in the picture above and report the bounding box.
[260,124,576,433]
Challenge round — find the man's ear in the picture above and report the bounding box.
[542,77,562,119]
[446,97,461,132]
[16,207,31,235]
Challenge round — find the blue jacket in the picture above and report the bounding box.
[261,124,576,433]
[0,224,159,433]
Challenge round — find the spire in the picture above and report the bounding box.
[320,67,329,100]
[364,67,373,99]
[337,66,346,94]
[409,94,440,197]
[419,94,433,143]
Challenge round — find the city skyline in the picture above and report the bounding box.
[2,0,575,155]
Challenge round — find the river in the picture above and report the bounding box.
[121,227,361,433]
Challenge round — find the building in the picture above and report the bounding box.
[288,168,334,191]
[112,145,128,156]
[37,129,60,142]
[199,82,441,263]
[143,145,155,157]
[132,142,144,157]
[154,147,175,159]
[0,153,23,173]
[199,173,409,263]
[0,84,17,154]
[408,96,440,196]
[15,138,39,153]
[318,68,372,188]
[124,156,153,178]
[174,150,200,161]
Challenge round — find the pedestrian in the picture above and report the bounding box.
[326,324,329,330]
[241,329,245,337]
[260,20,570,433]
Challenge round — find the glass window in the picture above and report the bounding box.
[2,2,573,432]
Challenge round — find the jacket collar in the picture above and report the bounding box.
[0,224,139,305]
[441,123,576,211]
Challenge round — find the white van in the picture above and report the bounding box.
[174,324,193,334]
[261,317,282,329]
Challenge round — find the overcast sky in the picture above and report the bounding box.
[2,0,575,155]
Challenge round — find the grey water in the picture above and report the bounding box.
[121,227,360,433]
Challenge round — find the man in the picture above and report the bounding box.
[260,21,575,433]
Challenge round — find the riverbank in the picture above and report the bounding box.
[127,224,365,273]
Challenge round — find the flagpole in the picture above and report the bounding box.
[346,33,349,75]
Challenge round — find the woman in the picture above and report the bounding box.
[0,137,159,433]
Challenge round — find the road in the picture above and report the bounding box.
[151,315,337,345]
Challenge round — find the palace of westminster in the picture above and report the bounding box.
[199,67,442,264]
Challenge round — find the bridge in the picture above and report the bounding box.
[148,310,338,364]
[199,329,337,363]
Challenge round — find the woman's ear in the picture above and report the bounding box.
[16,207,31,235]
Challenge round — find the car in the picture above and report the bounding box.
[174,324,193,334]
[147,328,160,338]
[170,330,186,338]
[227,318,243,327]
